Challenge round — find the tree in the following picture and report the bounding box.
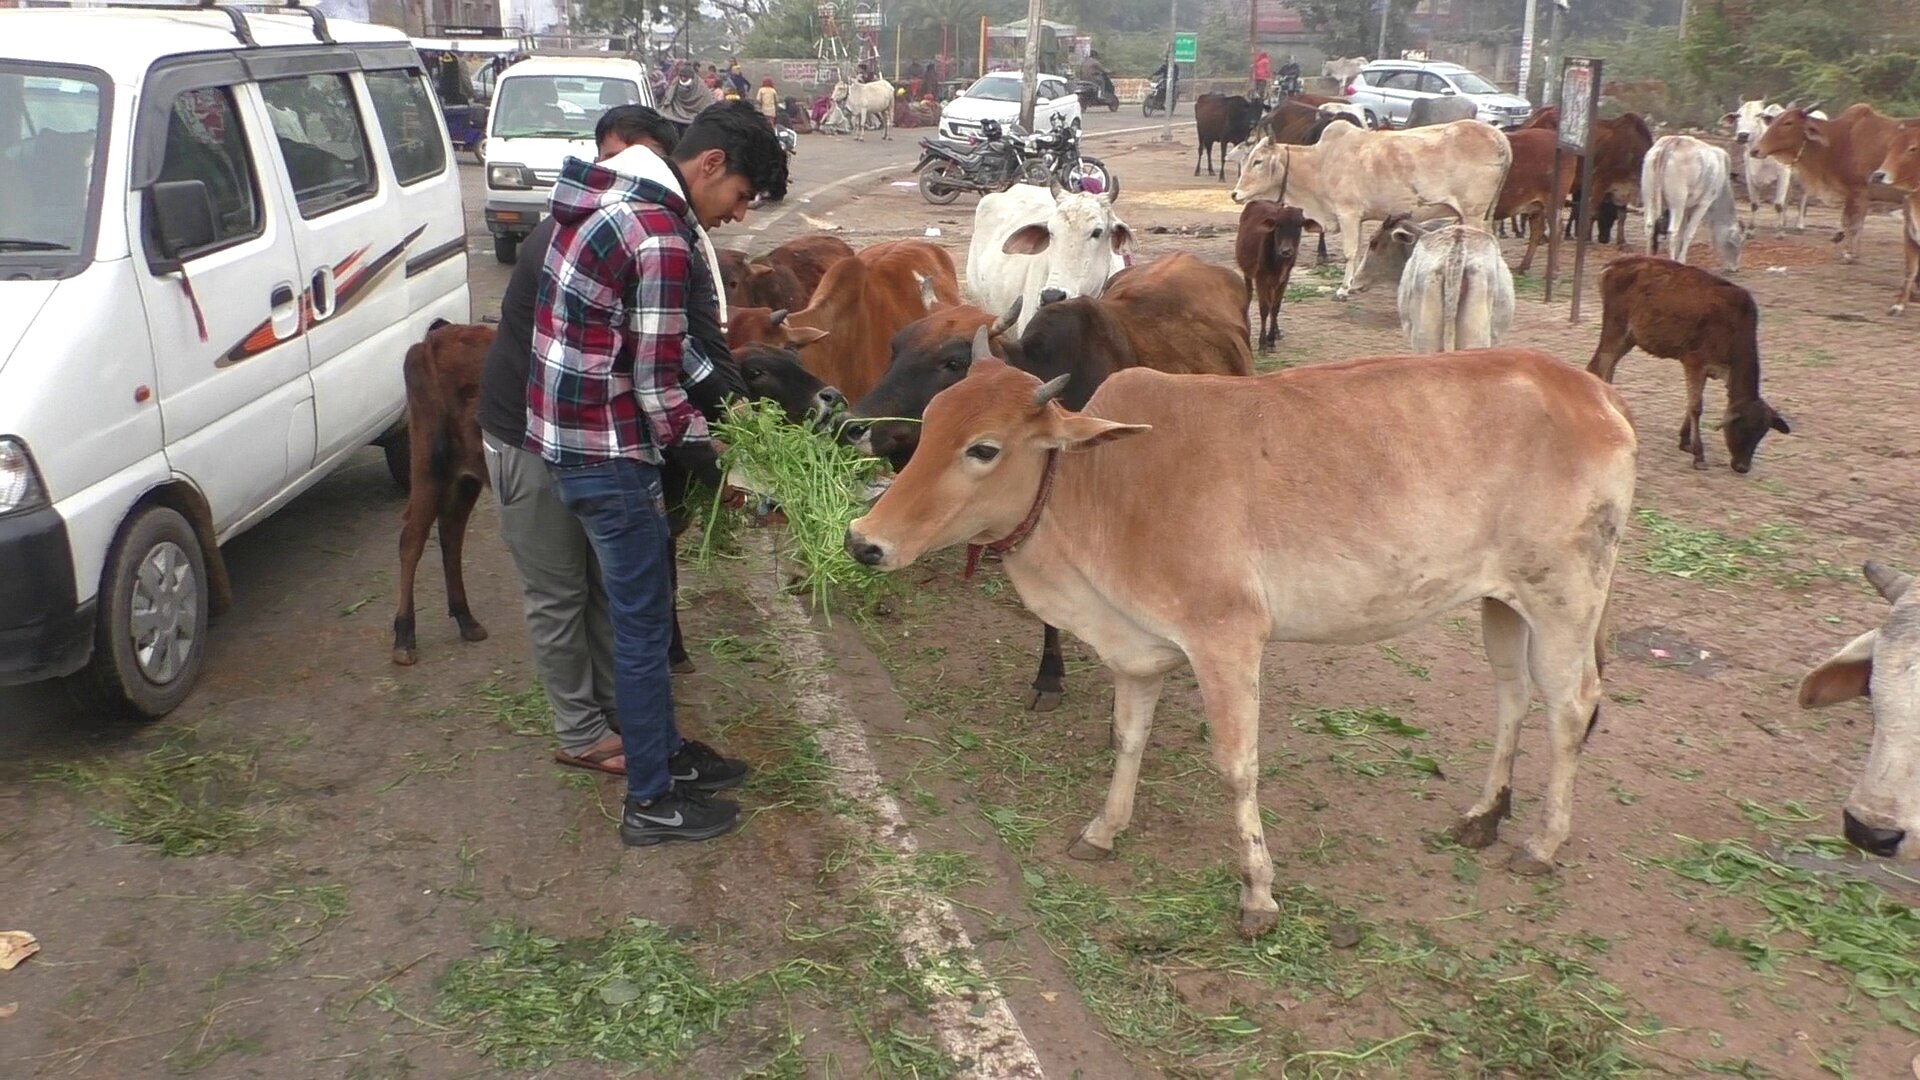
[1291,0,1414,59]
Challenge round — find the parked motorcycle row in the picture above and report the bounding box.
[913,113,1119,206]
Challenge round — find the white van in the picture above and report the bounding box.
[482,56,655,264]
[0,5,470,717]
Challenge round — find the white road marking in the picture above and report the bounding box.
[747,532,1047,1079]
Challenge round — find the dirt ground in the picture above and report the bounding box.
[4,130,1919,1080]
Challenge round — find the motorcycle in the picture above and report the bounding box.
[1070,73,1120,112]
[1027,115,1119,201]
[913,118,1050,205]
[1142,72,1169,116]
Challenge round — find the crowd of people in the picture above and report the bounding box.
[648,55,947,136]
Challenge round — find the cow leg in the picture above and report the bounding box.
[1194,141,1205,177]
[1794,187,1811,233]
[1838,191,1867,263]
[1892,215,1918,316]
[1194,646,1279,937]
[1451,598,1532,849]
[1516,211,1543,275]
[439,476,488,643]
[1585,320,1634,383]
[1508,597,1608,875]
[1684,361,1710,469]
[667,538,694,674]
[1070,669,1165,859]
[391,479,439,666]
[1031,623,1066,711]
[1315,232,1331,266]
[1332,213,1365,300]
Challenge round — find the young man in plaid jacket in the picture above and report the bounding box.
[528,103,786,846]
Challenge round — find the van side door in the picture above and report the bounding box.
[252,57,410,467]
[131,64,312,533]
[361,59,470,338]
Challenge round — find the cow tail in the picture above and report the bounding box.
[1442,239,1466,352]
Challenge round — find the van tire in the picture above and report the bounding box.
[494,235,518,264]
[382,427,412,494]
[85,506,209,720]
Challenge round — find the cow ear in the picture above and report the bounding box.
[1109,223,1134,253]
[1389,223,1420,245]
[1797,630,1876,708]
[1770,412,1791,434]
[749,264,773,278]
[1003,224,1052,256]
[1301,218,1325,235]
[1719,112,1737,127]
[783,325,829,348]
[1048,413,1152,452]
[1805,123,1830,147]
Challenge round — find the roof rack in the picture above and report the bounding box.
[46,0,335,48]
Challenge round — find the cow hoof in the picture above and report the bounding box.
[1508,850,1557,876]
[1692,459,1710,471]
[1891,304,1907,317]
[671,657,697,675]
[1449,814,1501,850]
[1029,689,1063,713]
[392,647,417,666]
[1237,906,1279,939]
[459,622,489,643]
[1067,834,1115,861]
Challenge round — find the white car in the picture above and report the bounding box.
[938,71,1081,143]
[0,7,469,716]
[1343,59,1534,130]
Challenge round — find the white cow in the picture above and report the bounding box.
[1643,134,1747,271]
[832,78,895,141]
[1392,222,1514,352]
[966,185,1133,335]
[1797,560,1920,862]
[1721,99,1825,233]
[1229,118,1513,299]
[1323,56,1370,84]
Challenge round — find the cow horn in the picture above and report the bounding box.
[970,325,993,362]
[991,298,1022,337]
[1864,560,1914,604]
[769,308,788,327]
[1033,373,1070,408]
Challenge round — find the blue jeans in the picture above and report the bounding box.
[549,457,679,802]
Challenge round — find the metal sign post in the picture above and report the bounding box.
[1546,55,1602,319]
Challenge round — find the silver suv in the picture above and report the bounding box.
[1342,59,1533,130]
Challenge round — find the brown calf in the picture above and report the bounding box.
[1753,104,1910,263]
[716,248,809,311]
[1496,128,1577,273]
[1585,255,1790,474]
[1234,201,1321,350]
[393,320,494,666]
[761,233,857,297]
[1870,119,1920,314]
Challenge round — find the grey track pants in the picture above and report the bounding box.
[482,430,617,753]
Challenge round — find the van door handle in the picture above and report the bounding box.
[271,284,295,308]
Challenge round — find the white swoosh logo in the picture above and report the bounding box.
[635,811,683,826]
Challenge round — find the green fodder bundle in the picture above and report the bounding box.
[702,399,896,617]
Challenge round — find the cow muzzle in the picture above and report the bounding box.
[844,527,888,568]
[1871,169,1891,186]
[809,387,848,433]
[1039,287,1067,306]
[1843,808,1906,858]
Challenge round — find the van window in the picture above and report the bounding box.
[493,75,638,139]
[0,68,108,257]
[154,87,262,250]
[258,74,376,217]
[366,70,447,186]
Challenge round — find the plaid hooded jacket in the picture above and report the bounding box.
[525,154,709,467]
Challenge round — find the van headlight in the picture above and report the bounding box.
[488,163,533,190]
[0,438,49,516]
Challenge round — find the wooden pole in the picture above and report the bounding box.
[894,22,902,82]
[1545,143,1563,302]
[1019,0,1043,132]
[978,15,987,79]
[1159,0,1175,141]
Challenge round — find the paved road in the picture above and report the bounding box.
[0,106,1176,735]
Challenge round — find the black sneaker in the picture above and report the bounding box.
[620,787,740,846]
[669,739,751,792]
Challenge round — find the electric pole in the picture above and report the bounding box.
[1544,0,1565,106]
[1159,0,1175,142]
[1376,0,1389,59]
[1019,0,1043,132]
[1518,0,1538,100]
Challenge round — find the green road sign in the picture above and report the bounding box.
[1173,33,1197,63]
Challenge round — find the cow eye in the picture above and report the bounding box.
[966,443,1000,463]
[1092,227,1104,239]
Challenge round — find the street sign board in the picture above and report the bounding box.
[1557,56,1598,152]
[1173,33,1197,64]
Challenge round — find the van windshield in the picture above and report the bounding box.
[493,75,640,139]
[1449,71,1500,95]
[0,65,108,265]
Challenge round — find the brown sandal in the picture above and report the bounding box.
[554,736,625,776]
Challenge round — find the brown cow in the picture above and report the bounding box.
[728,238,963,403]
[1870,118,1920,314]
[1235,200,1321,350]
[1586,255,1790,474]
[846,345,1637,934]
[1566,114,1654,247]
[1754,104,1911,264]
[761,233,856,297]
[1496,128,1578,273]
[716,248,808,311]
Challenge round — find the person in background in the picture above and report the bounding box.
[1276,53,1303,98]
[1253,50,1272,100]
[727,60,752,98]
[527,103,786,846]
[756,77,779,120]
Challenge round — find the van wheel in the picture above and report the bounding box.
[494,235,518,265]
[85,506,208,720]
[381,427,412,494]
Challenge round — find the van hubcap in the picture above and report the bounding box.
[130,541,197,684]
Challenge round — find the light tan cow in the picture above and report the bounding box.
[1796,561,1920,861]
[1229,118,1513,300]
[845,342,1638,936]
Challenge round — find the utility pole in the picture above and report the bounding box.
[1019,0,1043,132]
[1544,0,1566,106]
[1159,0,1175,142]
[1376,0,1389,59]
[1518,0,1538,100]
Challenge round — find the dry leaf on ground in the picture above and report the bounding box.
[0,931,39,971]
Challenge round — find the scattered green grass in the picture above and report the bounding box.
[1378,644,1432,681]
[1291,707,1443,779]
[706,397,896,618]
[479,681,550,737]
[197,884,350,966]
[439,918,756,1070]
[1634,509,1793,583]
[1657,837,1920,1033]
[744,727,833,811]
[1282,283,1325,303]
[706,631,777,665]
[40,731,271,856]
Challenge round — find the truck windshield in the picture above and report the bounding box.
[492,75,640,139]
[0,64,109,266]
